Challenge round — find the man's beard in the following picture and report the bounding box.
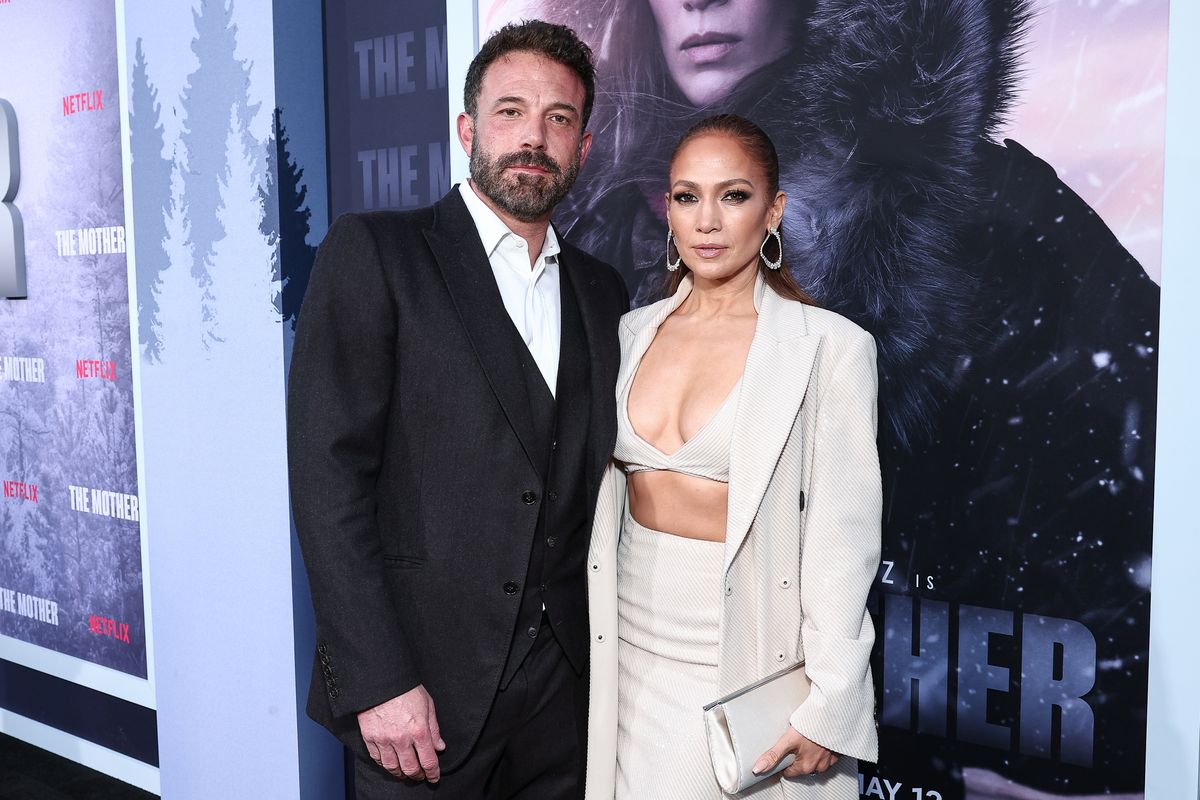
[469,140,580,222]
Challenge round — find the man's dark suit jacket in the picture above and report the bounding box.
[287,187,628,770]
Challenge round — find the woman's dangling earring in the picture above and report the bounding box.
[666,229,682,272]
[760,226,783,270]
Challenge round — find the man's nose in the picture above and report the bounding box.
[520,116,547,150]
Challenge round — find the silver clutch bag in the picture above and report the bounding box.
[703,661,811,794]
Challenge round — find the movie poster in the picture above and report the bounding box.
[0,1,147,679]
[473,1,1165,796]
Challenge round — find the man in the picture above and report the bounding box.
[288,21,627,799]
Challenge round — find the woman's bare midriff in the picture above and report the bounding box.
[627,469,728,542]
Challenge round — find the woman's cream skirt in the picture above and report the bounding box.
[616,511,725,799]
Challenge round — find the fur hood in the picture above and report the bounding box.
[764,0,1031,447]
[557,0,1032,448]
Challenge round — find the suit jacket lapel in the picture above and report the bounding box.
[724,288,821,574]
[423,190,542,474]
[560,243,616,502]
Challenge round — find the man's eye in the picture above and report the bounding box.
[550,114,569,124]
[500,108,519,117]
[672,192,697,203]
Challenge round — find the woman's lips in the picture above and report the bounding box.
[680,33,741,65]
[693,244,728,258]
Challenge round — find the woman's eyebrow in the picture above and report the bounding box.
[670,178,753,190]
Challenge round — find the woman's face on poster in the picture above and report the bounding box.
[645,0,796,106]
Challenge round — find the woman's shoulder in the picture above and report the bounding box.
[619,295,674,333]
[801,303,872,342]
[768,291,874,349]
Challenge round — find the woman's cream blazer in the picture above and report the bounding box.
[584,276,882,798]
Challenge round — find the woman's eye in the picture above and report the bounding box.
[672,192,697,203]
[723,190,749,202]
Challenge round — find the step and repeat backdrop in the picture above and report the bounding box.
[0,0,151,691]
[452,1,1166,798]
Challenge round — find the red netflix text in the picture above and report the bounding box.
[62,90,103,116]
[2,480,38,502]
[88,615,131,644]
[76,359,116,380]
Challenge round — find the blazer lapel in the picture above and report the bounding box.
[423,190,541,474]
[724,287,821,574]
[616,276,694,410]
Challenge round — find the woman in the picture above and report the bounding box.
[584,115,880,799]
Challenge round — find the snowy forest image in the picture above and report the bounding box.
[0,2,145,675]
[131,0,316,361]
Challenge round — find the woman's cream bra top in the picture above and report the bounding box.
[614,372,740,483]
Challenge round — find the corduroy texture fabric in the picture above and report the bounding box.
[585,276,881,799]
[615,512,724,799]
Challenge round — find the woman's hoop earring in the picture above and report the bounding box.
[666,230,682,272]
[760,227,783,270]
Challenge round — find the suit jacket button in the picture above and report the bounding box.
[527,626,539,638]
[503,581,519,595]
[521,490,537,505]
[546,535,558,548]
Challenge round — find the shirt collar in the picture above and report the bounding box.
[459,182,560,265]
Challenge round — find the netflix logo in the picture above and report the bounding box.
[88,614,132,644]
[2,480,37,503]
[62,89,103,116]
[76,359,116,380]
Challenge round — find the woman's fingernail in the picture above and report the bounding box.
[752,760,767,775]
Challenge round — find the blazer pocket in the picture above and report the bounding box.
[381,554,425,569]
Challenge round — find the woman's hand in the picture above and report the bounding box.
[752,725,839,778]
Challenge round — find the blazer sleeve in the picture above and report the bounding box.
[287,213,420,718]
[788,328,882,762]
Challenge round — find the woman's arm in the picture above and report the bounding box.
[789,327,883,762]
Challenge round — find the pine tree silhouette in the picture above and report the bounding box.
[129,38,172,362]
[178,0,261,347]
[260,107,316,329]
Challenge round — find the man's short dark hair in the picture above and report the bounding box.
[464,20,596,130]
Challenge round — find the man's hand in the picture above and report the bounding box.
[357,684,446,783]
[752,725,839,779]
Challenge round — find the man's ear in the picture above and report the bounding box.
[577,130,593,170]
[457,112,474,157]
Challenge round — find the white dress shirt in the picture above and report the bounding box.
[459,182,561,397]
